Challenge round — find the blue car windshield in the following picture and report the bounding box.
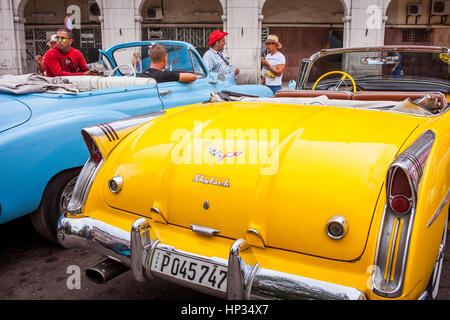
[112,44,195,76]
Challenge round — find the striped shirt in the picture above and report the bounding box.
[202,48,231,74]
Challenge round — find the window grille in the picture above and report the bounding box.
[143,26,221,56]
[402,29,429,43]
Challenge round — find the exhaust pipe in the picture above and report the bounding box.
[86,258,129,284]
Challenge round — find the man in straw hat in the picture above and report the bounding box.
[203,30,239,77]
[261,34,285,95]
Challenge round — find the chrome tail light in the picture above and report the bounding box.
[388,167,413,214]
[67,130,105,214]
[67,112,166,215]
[372,130,435,298]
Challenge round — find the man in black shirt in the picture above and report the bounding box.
[138,43,197,83]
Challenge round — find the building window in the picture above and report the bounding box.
[142,26,221,56]
[402,29,429,43]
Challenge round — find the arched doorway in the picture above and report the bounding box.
[140,0,224,56]
[22,0,103,73]
[384,0,450,47]
[262,0,346,82]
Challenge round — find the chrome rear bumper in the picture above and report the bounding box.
[57,215,367,300]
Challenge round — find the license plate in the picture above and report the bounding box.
[150,248,228,292]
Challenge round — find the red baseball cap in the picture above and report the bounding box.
[207,30,229,46]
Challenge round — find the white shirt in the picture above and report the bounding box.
[264,51,285,86]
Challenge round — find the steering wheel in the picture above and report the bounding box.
[312,71,357,93]
[108,64,136,77]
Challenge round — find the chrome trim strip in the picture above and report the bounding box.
[103,122,119,140]
[190,224,220,236]
[373,130,436,298]
[418,291,429,300]
[247,228,266,247]
[104,111,166,134]
[426,190,450,228]
[386,219,400,283]
[390,130,435,194]
[67,157,104,214]
[150,206,168,224]
[57,215,367,300]
[97,123,114,142]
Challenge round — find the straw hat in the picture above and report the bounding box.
[266,34,282,49]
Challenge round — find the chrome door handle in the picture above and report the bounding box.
[159,89,172,96]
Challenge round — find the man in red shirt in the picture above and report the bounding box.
[44,28,98,77]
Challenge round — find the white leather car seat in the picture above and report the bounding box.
[61,76,156,91]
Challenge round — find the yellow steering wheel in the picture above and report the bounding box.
[312,71,357,93]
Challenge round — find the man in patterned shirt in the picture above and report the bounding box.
[203,30,239,77]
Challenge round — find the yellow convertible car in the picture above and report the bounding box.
[57,46,449,300]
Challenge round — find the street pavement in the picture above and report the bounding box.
[0,216,213,300]
[0,215,449,300]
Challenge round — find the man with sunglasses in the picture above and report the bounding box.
[44,27,98,77]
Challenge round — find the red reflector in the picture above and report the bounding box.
[390,168,412,198]
[391,195,410,213]
[92,151,102,163]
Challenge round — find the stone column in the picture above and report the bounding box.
[0,0,27,75]
[98,0,143,50]
[222,0,261,84]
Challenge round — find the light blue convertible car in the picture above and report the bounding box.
[0,40,272,242]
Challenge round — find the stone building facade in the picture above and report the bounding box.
[1,0,449,83]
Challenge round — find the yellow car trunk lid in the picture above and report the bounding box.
[102,103,420,261]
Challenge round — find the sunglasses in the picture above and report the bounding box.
[265,42,276,46]
[55,36,71,42]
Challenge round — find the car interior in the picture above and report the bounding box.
[210,90,447,116]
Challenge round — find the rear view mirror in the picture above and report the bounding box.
[217,73,226,83]
[360,55,400,65]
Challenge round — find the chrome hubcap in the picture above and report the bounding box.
[59,176,78,214]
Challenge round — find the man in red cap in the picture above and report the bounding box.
[203,30,239,77]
